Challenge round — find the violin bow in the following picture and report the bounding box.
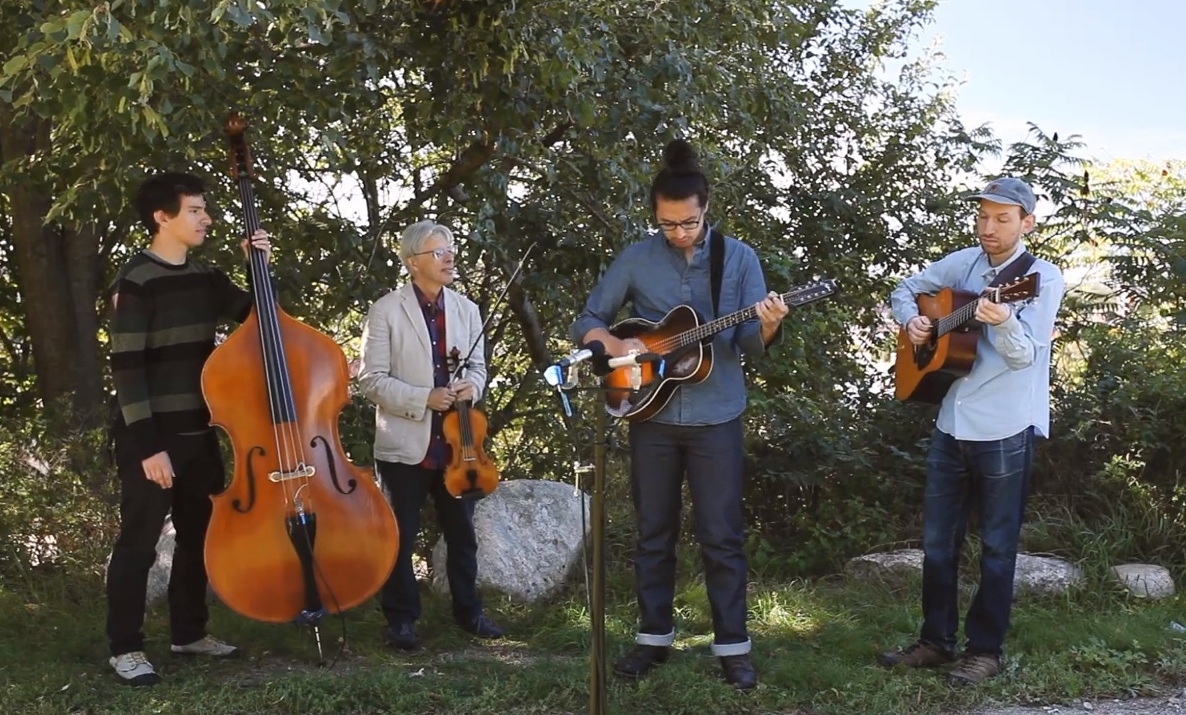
[447,241,538,381]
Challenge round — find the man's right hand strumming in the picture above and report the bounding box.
[906,316,933,346]
[584,328,647,358]
[142,451,174,489]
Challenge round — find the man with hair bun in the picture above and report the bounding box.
[570,138,788,690]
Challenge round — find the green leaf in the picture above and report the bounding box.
[64,10,90,40]
[2,54,30,77]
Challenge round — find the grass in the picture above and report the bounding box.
[3,543,1186,715]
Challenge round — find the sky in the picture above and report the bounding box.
[842,0,1186,165]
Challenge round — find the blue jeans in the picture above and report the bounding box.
[920,426,1034,656]
[627,417,750,657]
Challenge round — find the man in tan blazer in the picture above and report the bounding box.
[357,219,503,650]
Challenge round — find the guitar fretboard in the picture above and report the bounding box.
[650,281,835,355]
[934,285,1006,337]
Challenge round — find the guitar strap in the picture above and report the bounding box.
[709,227,724,318]
[986,250,1036,289]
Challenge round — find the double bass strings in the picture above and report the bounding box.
[235,175,310,517]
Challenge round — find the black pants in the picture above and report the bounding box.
[376,460,481,627]
[628,417,751,656]
[105,428,224,657]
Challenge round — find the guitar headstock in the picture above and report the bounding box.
[784,279,838,307]
[992,272,1041,304]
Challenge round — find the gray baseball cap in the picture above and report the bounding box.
[964,177,1036,215]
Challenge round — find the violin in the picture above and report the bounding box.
[438,242,536,500]
[442,346,499,500]
[200,113,399,650]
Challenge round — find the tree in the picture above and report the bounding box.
[0,0,980,483]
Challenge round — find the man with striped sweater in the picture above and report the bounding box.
[106,171,271,686]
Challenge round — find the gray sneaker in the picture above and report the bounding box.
[109,651,160,686]
[171,635,238,657]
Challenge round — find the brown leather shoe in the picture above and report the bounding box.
[947,653,1000,686]
[877,639,956,668]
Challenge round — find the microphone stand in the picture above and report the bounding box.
[542,351,665,715]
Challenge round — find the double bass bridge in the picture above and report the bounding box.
[268,463,317,483]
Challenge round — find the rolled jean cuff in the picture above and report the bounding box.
[636,629,675,647]
[711,638,751,656]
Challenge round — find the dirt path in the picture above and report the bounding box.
[973,693,1186,715]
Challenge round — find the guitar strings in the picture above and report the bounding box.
[646,284,826,355]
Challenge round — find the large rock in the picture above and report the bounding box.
[845,549,1085,599]
[1111,563,1175,599]
[1012,553,1084,597]
[844,549,924,587]
[432,479,590,604]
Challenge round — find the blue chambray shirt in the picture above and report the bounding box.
[890,242,1065,441]
[569,230,779,426]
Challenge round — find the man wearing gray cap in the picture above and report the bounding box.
[877,177,1065,685]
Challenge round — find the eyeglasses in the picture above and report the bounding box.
[656,211,704,233]
[413,246,456,260]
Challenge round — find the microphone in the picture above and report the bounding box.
[543,341,606,390]
[590,350,664,377]
[605,352,663,369]
[555,340,606,369]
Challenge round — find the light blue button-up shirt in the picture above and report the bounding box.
[890,243,1064,441]
[569,230,778,426]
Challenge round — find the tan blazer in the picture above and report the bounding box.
[356,282,487,465]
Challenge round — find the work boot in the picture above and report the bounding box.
[947,652,1001,686]
[877,639,956,668]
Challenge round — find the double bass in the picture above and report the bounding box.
[200,114,399,651]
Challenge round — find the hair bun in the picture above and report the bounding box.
[662,139,700,175]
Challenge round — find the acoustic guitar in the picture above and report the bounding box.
[601,279,837,421]
[893,272,1041,404]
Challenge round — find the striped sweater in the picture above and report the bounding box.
[109,250,253,461]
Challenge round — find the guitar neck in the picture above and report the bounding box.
[933,286,1007,337]
[673,287,814,348]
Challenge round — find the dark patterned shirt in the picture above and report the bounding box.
[413,283,450,470]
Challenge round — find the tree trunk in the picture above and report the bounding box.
[0,106,105,426]
[64,223,104,418]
